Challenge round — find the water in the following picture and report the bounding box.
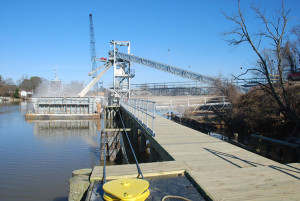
[210,132,228,141]
[0,102,103,201]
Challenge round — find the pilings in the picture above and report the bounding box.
[104,106,119,129]
[119,106,173,163]
[68,168,92,201]
[99,131,124,162]
[104,105,169,163]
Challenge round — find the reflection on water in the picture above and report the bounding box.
[0,102,103,201]
[32,120,100,137]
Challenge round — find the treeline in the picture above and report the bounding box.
[0,75,42,98]
[211,83,300,140]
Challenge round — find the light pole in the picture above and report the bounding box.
[168,49,171,65]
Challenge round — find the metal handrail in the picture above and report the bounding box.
[120,98,156,137]
[251,134,300,148]
[103,131,107,183]
[154,96,228,106]
[118,111,144,179]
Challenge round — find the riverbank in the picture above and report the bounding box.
[0,96,22,103]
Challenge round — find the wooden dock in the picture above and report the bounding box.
[91,111,300,200]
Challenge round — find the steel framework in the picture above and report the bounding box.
[79,40,247,99]
[113,51,215,83]
[109,50,247,94]
[108,41,135,103]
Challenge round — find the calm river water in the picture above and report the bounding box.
[0,102,103,201]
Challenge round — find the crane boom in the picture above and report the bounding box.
[88,64,106,76]
[78,62,112,97]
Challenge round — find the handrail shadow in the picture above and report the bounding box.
[203,147,265,168]
[204,147,300,180]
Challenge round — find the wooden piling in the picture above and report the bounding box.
[68,169,92,201]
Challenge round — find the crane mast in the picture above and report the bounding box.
[89,14,99,93]
[109,41,134,102]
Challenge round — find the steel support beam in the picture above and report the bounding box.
[78,62,112,97]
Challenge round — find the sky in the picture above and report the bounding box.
[1,0,300,87]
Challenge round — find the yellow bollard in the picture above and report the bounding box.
[102,178,150,201]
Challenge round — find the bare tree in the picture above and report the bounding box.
[211,78,244,141]
[283,41,297,74]
[285,25,300,73]
[222,0,300,127]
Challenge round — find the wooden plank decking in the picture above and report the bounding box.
[152,116,300,200]
[91,110,300,200]
[154,116,300,200]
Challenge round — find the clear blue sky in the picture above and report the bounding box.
[1,0,300,86]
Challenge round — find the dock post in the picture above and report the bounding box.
[68,168,92,201]
[133,124,139,153]
[104,107,107,129]
[139,131,146,153]
[150,145,157,162]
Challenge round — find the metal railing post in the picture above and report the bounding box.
[138,100,140,120]
[153,102,156,136]
[135,99,137,117]
[142,101,144,124]
[146,102,149,128]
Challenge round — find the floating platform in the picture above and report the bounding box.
[25,113,100,120]
[32,97,98,114]
[26,97,102,120]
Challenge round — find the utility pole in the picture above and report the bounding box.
[168,49,171,65]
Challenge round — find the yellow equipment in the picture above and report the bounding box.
[102,178,150,201]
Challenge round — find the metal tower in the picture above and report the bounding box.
[89,14,98,93]
[109,40,135,101]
